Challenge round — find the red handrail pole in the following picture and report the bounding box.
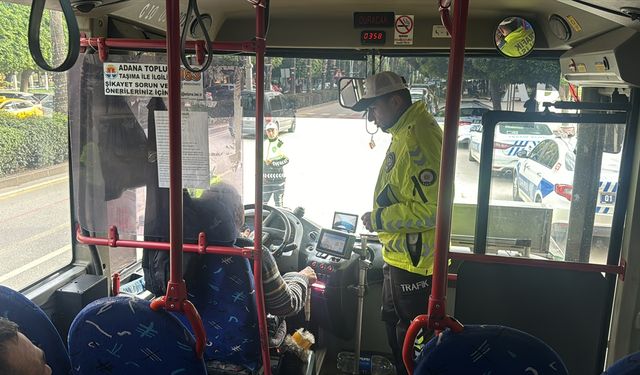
[165,0,186,305]
[81,38,255,54]
[253,2,272,374]
[429,0,469,330]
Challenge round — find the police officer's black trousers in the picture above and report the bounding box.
[263,182,285,207]
[381,263,432,375]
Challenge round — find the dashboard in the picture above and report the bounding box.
[244,205,385,339]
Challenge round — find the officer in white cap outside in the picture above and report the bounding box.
[352,71,443,375]
[263,122,289,207]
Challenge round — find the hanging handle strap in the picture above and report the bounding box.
[180,0,213,73]
[29,0,80,72]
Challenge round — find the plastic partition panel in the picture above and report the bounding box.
[454,261,609,375]
[475,110,628,255]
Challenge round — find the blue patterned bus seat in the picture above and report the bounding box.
[176,254,261,372]
[67,296,206,375]
[414,325,568,375]
[602,351,640,375]
[0,285,71,375]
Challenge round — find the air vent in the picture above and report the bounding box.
[309,231,319,241]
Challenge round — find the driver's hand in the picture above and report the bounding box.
[265,159,273,165]
[361,212,373,232]
[299,266,317,285]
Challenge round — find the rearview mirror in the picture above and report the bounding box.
[516,149,529,158]
[494,17,535,58]
[338,77,366,109]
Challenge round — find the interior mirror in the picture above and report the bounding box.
[516,149,529,158]
[338,77,365,109]
[494,17,535,58]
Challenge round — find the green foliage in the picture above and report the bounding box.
[0,113,68,177]
[0,125,27,175]
[0,2,52,75]
[412,56,560,89]
[468,58,561,89]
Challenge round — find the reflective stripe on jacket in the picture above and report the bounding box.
[264,138,289,183]
[372,101,443,276]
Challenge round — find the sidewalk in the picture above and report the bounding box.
[0,163,68,190]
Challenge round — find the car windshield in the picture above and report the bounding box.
[499,122,553,135]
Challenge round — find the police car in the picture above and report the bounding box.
[512,137,621,242]
[434,99,491,145]
[468,122,555,173]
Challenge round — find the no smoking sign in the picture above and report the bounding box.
[394,15,414,45]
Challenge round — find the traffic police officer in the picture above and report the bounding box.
[352,71,442,375]
[263,122,289,207]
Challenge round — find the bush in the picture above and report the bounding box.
[0,113,68,177]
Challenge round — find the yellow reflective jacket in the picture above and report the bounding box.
[371,101,443,276]
[501,26,534,57]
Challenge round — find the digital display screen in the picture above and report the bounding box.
[353,12,394,28]
[333,212,359,233]
[360,30,386,45]
[316,228,355,259]
[320,232,347,254]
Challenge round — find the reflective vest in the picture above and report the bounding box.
[371,101,443,276]
[188,174,223,198]
[501,26,535,57]
[264,138,289,183]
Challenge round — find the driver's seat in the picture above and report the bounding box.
[180,252,262,374]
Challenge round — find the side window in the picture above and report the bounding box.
[270,96,283,111]
[565,151,575,171]
[528,141,549,163]
[537,142,559,169]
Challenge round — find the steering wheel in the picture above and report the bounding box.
[243,204,292,257]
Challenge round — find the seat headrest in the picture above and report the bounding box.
[414,325,568,375]
[68,296,206,374]
[0,285,71,375]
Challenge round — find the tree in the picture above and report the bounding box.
[468,58,560,109]
[410,56,560,110]
[50,10,67,113]
[0,2,52,91]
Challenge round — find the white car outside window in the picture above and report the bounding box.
[468,122,555,173]
[434,100,491,145]
[512,138,621,246]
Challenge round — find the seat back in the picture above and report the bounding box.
[180,254,261,371]
[67,296,206,374]
[414,325,568,375]
[0,285,71,375]
[602,352,640,375]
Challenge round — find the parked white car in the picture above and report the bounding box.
[512,137,621,244]
[468,122,555,173]
[410,88,426,103]
[434,99,491,145]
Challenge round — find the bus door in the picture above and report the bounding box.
[451,98,633,374]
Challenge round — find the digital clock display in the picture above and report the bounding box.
[360,30,386,45]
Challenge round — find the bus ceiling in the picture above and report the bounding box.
[37,0,624,51]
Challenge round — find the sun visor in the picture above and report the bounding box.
[560,27,640,87]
